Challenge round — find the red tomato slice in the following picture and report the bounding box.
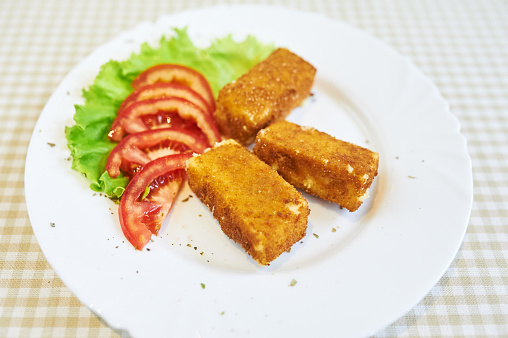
[131,64,216,112]
[108,97,221,146]
[119,153,192,250]
[118,83,213,116]
[106,127,209,178]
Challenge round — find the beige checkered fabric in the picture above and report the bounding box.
[1,0,507,336]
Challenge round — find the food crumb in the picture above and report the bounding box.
[50,222,55,227]
[146,248,151,251]
[220,311,225,315]
[47,142,56,147]
[289,279,297,287]
[332,228,337,232]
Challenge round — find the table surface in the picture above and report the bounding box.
[1,0,507,337]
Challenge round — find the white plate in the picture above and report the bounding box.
[25,5,473,338]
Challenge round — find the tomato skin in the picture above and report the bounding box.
[106,127,208,178]
[119,153,193,250]
[108,97,221,146]
[118,83,213,116]
[131,64,216,112]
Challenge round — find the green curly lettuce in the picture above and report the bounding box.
[65,28,274,199]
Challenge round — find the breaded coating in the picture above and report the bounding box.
[214,48,316,145]
[253,120,379,212]
[187,139,309,266]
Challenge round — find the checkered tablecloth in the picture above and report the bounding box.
[1,0,507,336]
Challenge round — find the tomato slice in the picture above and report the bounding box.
[108,97,221,145]
[118,83,213,116]
[106,127,209,178]
[131,64,216,112]
[119,153,192,250]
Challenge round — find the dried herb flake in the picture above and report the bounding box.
[181,195,193,202]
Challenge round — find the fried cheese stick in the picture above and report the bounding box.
[253,120,379,212]
[214,48,316,145]
[187,139,309,265]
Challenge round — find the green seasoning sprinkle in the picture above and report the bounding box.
[50,222,55,227]
[313,233,319,238]
[289,279,297,287]
[332,228,337,232]
[201,283,206,289]
[141,185,150,200]
[220,311,225,315]
[47,143,56,147]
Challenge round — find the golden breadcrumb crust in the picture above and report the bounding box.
[187,140,309,266]
[214,48,316,145]
[253,120,379,212]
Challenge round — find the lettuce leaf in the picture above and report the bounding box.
[65,28,274,199]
